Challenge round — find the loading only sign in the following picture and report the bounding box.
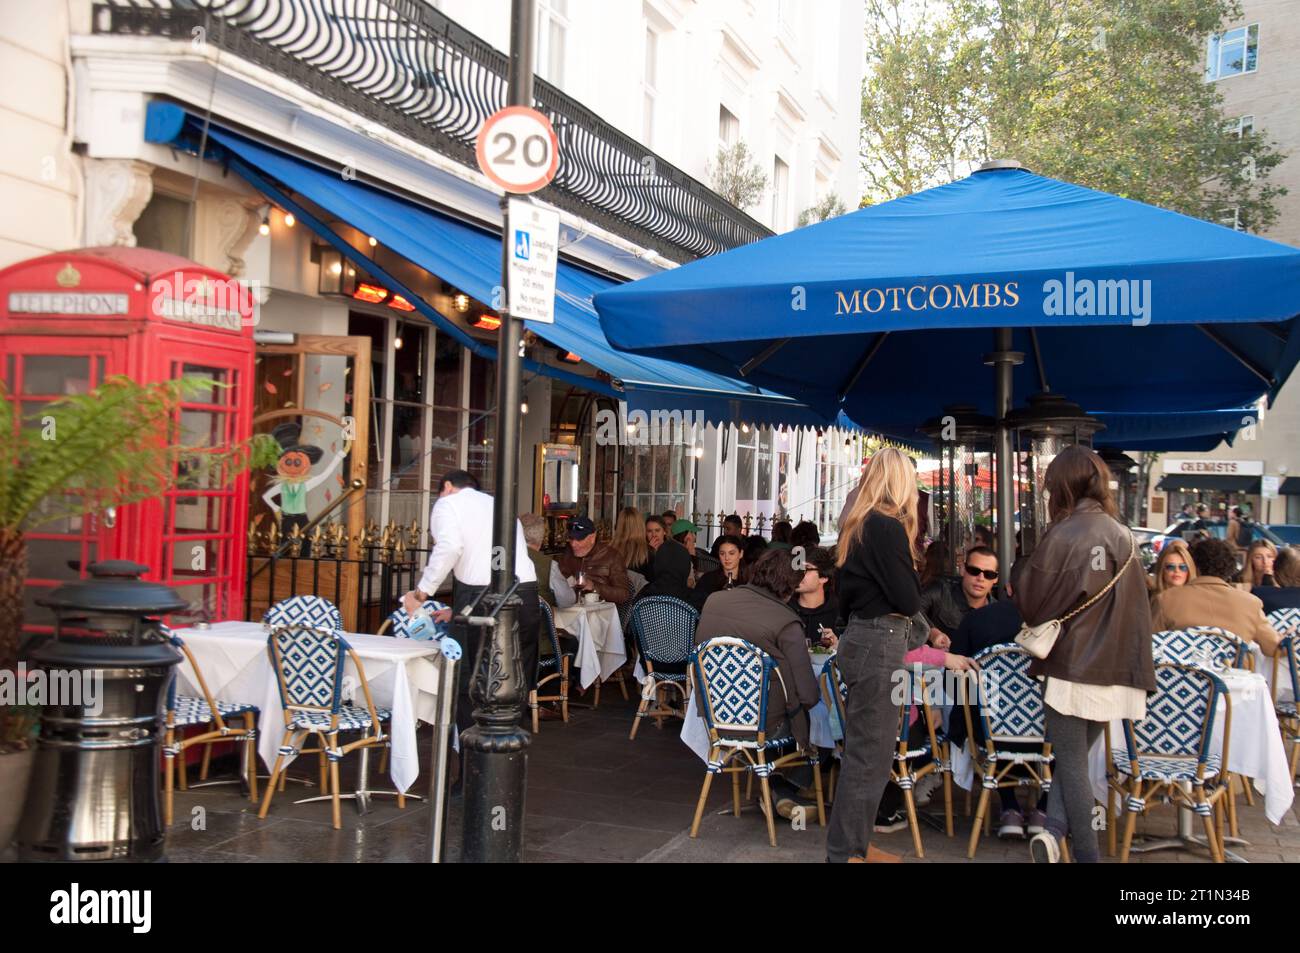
[506,198,560,324]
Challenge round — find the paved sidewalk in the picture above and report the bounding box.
[132,691,1300,863]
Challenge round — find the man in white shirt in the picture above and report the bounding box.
[402,470,539,736]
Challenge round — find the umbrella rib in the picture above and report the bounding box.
[1255,322,1289,343]
[738,337,792,377]
[1196,325,1273,386]
[837,332,890,402]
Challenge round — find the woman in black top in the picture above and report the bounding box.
[826,448,922,864]
[694,535,744,608]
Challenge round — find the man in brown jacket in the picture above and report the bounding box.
[556,516,631,605]
[694,549,821,749]
[1151,537,1280,656]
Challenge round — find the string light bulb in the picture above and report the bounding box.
[283,211,296,228]
[520,401,529,415]
[258,215,270,237]
[368,235,378,247]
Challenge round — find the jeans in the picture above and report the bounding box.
[1044,706,1105,862]
[825,614,909,862]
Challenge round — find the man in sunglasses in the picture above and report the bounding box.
[919,545,999,649]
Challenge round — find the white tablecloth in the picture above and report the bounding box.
[554,601,627,690]
[948,668,1293,825]
[171,621,446,794]
[682,652,836,762]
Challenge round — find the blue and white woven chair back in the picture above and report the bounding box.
[268,624,349,713]
[630,596,699,664]
[385,599,449,638]
[538,600,562,659]
[1153,627,1244,669]
[263,595,343,632]
[1268,608,1300,640]
[691,637,772,735]
[1125,662,1223,765]
[971,645,1044,743]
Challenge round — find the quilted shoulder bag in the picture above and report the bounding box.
[1015,534,1138,660]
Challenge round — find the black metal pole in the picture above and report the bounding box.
[987,329,1023,581]
[460,0,536,864]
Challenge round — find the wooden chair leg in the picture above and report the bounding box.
[746,772,753,801]
[1201,808,1223,863]
[244,713,259,803]
[1060,836,1071,863]
[163,728,176,826]
[758,773,778,847]
[593,678,601,710]
[731,769,741,817]
[1108,788,1118,858]
[379,745,389,776]
[530,689,539,734]
[617,670,630,701]
[628,693,651,740]
[1119,787,1141,863]
[1226,775,1240,838]
[177,731,189,791]
[318,746,328,793]
[328,741,342,831]
[199,739,213,781]
[967,785,992,858]
[902,783,924,858]
[964,785,972,817]
[691,767,717,838]
[942,766,954,837]
[812,761,826,827]
[561,660,571,723]
[258,729,296,819]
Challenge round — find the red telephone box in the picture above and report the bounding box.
[0,246,256,629]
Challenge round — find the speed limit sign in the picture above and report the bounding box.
[475,106,560,194]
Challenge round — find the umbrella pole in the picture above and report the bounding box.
[989,328,1023,579]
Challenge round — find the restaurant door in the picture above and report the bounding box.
[246,334,371,629]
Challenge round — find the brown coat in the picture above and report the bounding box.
[1150,575,1281,657]
[557,541,631,605]
[1012,499,1156,690]
[694,585,821,746]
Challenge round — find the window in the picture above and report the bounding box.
[772,156,789,230]
[537,0,569,86]
[1221,207,1243,231]
[1206,24,1259,81]
[135,192,192,257]
[624,443,691,519]
[643,25,660,145]
[1235,114,1255,138]
[719,105,740,149]
[815,432,862,536]
[734,425,775,505]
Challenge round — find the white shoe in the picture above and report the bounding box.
[1029,831,1061,863]
[912,774,943,807]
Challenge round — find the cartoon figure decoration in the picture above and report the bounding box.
[262,421,348,550]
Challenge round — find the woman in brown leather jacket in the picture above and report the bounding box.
[1012,446,1155,863]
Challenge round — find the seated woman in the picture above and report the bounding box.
[1239,539,1279,590]
[695,549,822,817]
[694,535,744,606]
[1149,539,1196,601]
[1256,545,1300,614]
[632,536,698,609]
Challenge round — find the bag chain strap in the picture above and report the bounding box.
[1057,534,1139,626]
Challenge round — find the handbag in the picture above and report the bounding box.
[1014,534,1138,660]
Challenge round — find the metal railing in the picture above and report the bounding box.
[92,0,773,263]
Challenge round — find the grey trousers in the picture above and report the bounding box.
[1044,706,1105,862]
[825,615,909,862]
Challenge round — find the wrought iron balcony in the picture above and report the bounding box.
[92,0,773,262]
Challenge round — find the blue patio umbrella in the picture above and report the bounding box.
[594,162,1300,560]
[593,163,1300,438]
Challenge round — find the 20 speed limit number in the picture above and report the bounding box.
[475,106,560,194]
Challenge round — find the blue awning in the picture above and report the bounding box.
[144,103,828,429]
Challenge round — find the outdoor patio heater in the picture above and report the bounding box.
[919,405,996,576]
[17,561,184,862]
[1098,447,1140,525]
[1005,392,1105,556]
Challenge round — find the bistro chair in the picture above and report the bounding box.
[627,596,699,740]
[1267,608,1300,785]
[531,601,575,733]
[962,644,1055,859]
[688,636,825,847]
[263,594,343,632]
[162,632,260,825]
[1153,626,1248,671]
[892,663,954,855]
[1114,662,1231,863]
[378,598,450,637]
[258,623,400,830]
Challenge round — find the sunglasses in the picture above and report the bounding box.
[1163,562,1190,572]
[964,564,999,581]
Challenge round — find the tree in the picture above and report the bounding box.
[798,193,850,227]
[0,376,279,671]
[860,0,1286,230]
[709,141,769,210]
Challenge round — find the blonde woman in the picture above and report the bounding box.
[1150,540,1197,599]
[825,448,922,864]
[611,506,653,580]
[1240,539,1278,589]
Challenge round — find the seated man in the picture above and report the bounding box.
[788,546,841,644]
[695,549,821,817]
[919,545,998,649]
[1150,537,1281,656]
[556,516,631,605]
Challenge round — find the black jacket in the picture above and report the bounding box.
[920,576,987,637]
